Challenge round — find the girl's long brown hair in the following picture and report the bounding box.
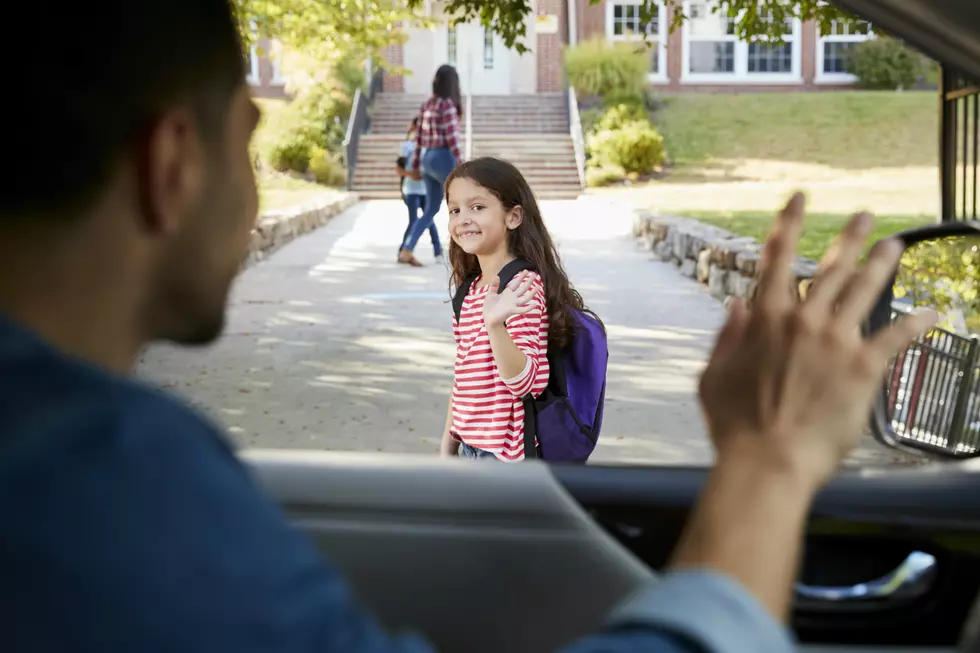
[446,157,602,349]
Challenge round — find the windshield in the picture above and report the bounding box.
[124,1,977,469]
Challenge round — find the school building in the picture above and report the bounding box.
[379,0,875,96]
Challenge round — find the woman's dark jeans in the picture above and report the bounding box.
[400,194,441,256]
[401,147,456,252]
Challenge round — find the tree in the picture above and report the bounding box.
[236,0,861,62]
[406,0,860,55]
[894,237,980,336]
[234,0,427,64]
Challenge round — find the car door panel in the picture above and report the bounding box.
[244,450,980,651]
[242,450,655,653]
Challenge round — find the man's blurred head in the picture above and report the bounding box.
[2,0,259,347]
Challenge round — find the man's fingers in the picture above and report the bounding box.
[755,193,806,314]
[710,298,750,364]
[869,308,938,368]
[804,212,874,315]
[834,238,904,328]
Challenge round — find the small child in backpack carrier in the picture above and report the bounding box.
[396,118,442,260]
[440,157,608,463]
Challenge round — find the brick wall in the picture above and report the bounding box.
[537,0,566,92]
[382,39,405,93]
[576,0,606,41]
[248,39,288,100]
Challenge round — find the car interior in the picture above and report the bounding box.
[240,1,980,651]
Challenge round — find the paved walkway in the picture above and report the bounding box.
[137,197,907,466]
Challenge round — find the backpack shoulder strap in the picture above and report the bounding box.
[496,259,537,293]
[452,273,480,323]
[454,260,536,322]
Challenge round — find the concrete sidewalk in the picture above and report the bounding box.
[137,197,908,467]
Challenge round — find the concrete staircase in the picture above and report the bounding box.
[471,135,581,199]
[351,93,582,200]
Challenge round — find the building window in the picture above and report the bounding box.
[746,8,794,73]
[483,28,494,69]
[682,1,801,82]
[606,1,667,81]
[817,19,873,80]
[448,25,457,65]
[246,46,260,85]
[686,2,737,74]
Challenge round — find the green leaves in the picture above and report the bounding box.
[895,237,980,335]
[234,1,860,73]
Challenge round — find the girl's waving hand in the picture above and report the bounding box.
[483,270,539,328]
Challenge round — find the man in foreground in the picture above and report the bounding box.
[0,1,936,651]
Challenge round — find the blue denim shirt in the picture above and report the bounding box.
[0,316,794,653]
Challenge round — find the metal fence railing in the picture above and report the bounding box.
[886,307,980,455]
[940,67,980,222]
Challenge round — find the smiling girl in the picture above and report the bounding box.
[439,157,595,462]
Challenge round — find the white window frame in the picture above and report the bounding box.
[815,19,874,84]
[246,46,260,86]
[269,40,288,85]
[605,1,668,83]
[681,1,802,84]
[447,24,458,66]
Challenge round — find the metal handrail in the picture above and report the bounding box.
[568,86,587,189]
[341,68,384,190]
[342,87,365,189]
[465,92,473,161]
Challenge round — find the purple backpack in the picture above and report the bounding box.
[452,259,608,463]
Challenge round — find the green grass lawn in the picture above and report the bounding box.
[652,90,939,170]
[593,91,944,258]
[685,210,935,261]
[260,174,341,213]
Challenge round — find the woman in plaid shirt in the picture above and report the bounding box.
[397,64,464,267]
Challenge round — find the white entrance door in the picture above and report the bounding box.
[440,22,511,95]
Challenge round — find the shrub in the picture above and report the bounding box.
[308,146,348,186]
[585,164,626,187]
[589,120,666,174]
[565,38,649,99]
[848,36,923,90]
[595,103,648,132]
[252,50,365,174]
[268,136,314,173]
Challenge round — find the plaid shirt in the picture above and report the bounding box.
[411,96,462,170]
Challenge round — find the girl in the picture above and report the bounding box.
[439,157,594,462]
[396,117,442,260]
[397,64,463,267]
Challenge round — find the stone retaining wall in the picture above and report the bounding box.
[246,192,359,268]
[632,211,819,306]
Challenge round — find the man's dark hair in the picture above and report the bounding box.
[3,0,245,219]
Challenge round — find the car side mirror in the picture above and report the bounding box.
[868,222,980,459]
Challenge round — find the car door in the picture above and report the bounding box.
[241,1,980,651]
[243,450,980,652]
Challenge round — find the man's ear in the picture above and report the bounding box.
[507,206,524,230]
[138,108,205,236]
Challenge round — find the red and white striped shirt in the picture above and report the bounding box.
[410,96,462,171]
[451,272,550,462]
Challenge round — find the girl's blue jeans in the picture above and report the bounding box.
[401,147,456,252]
